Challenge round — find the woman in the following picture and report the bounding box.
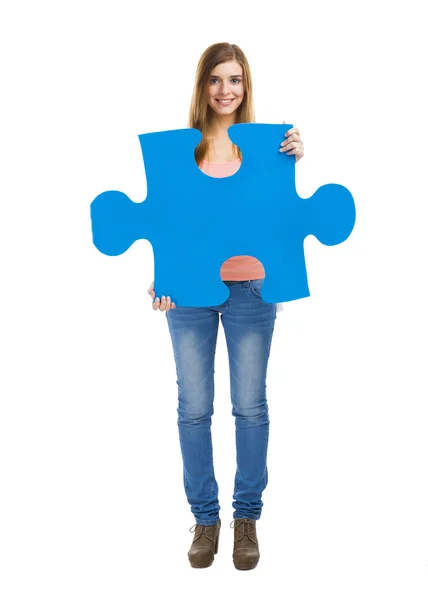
[147,42,304,570]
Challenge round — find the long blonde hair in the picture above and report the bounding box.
[188,42,255,166]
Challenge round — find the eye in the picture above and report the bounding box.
[210,77,242,84]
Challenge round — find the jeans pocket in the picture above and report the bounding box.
[246,279,266,303]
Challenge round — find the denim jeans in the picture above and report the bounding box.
[165,278,277,525]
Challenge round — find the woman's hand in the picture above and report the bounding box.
[147,281,176,311]
[280,122,304,163]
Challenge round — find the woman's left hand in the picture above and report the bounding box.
[280,122,304,163]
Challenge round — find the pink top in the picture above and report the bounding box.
[199,158,284,313]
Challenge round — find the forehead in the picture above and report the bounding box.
[210,60,243,76]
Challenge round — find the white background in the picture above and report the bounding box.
[1,0,427,598]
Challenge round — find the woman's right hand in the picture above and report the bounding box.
[147,281,176,311]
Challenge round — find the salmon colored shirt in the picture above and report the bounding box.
[200,158,284,314]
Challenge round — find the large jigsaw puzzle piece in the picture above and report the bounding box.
[91,123,355,306]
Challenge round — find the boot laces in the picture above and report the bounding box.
[189,522,216,543]
[229,518,257,543]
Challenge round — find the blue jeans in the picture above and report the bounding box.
[165,278,277,525]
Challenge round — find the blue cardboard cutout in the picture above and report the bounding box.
[90,123,356,306]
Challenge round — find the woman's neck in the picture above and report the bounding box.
[203,115,239,162]
[207,113,236,140]
[204,137,238,163]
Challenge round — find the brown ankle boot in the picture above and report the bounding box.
[188,519,221,568]
[230,518,260,570]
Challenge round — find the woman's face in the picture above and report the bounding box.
[206,60,245,116]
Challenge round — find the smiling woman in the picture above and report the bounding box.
[147,41,304,571]
[189,45,252,165]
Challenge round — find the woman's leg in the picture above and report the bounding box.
[166,304,223,526]
[220,279,277,521]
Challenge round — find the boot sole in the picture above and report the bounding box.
[233,560,259,570]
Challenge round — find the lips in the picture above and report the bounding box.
[216,99,234,106]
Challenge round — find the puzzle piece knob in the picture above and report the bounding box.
[306,183,356,246]
[91,190,151,256]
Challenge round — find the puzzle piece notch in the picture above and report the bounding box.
[138,123,296,197]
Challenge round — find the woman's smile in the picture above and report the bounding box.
[216,98,235,107]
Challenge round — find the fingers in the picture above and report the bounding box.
[285,126,300,137]
[280,134,302,149]
[148,284,175,311]
[159,295,176,311]
[281,123,304,158]
[279,125,304,160]
[151,294,176,311]
[160,296,169,311]
[280,140,299,152]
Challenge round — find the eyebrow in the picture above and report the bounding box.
[211,74,243,78]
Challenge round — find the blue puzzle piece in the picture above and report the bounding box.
[91,123,355,307]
